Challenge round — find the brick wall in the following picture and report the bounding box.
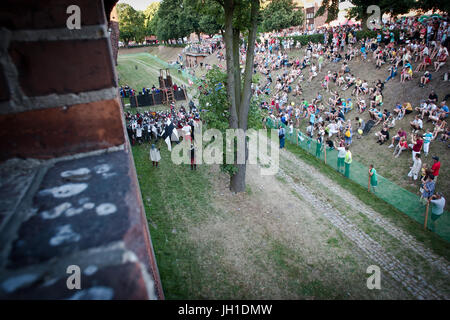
[0,0,164,300]
[0,0,121,160]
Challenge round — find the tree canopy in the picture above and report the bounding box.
[117,3,146,45]
[261,0,304,32]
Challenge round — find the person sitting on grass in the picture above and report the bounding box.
[419,71,432,87]
[385,65,398,83]
[415,54,431,72]
[410,115,423,132]
[393,136,409,158]
[388,127,407,148]
[357,97,366,113]
[376,126,390,145]
[434,49,448,72]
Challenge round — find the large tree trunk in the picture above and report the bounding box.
[227,0,260,193]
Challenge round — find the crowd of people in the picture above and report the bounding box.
[125,101,202,170]
[255,14,448,224]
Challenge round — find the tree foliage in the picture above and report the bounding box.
[117,3,146,45]
[197,66,265,176]
[143,2,160,36]
[261,0,304,32]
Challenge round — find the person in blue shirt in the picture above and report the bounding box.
[278,125,286,149]
[361,45,367,60]
[385,65,398,82]
[309,112,316,125]
[377,33,382,43]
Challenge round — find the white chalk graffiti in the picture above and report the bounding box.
[39,183,88,198]
[68,286,114,300]
[96,203,117,216]
[61,168,90,178]
[41,202,72,219]
[49,224,81,246]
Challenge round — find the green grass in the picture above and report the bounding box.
[117,52,189,89]
[284,142,450,261]
[132,143,247,299]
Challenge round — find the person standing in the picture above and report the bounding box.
[149,144,161,168]
[431,156,441,183]
[344,146,352,178]
[423,129,433,157]
[408,153,422,181]
[428,193,446,231]
[336,143,346,173]
[421,175,436,201]
[190,143,197,170]
[369,164,377,192]
[315,134,323,158]
[279,125,286,149]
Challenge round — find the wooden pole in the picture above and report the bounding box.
[324,144,327,164]
[424,201,430,230]
[297,129,299,146]
[368,172,371,192]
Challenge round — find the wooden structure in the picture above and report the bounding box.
[159,69,175,105]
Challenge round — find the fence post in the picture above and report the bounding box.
[134,95,138,107]
[424,201,430,230]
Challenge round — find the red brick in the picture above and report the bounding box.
[0,98,125,161]
[0,65,9,102]
[0,0,106,30]
[9,39,116,97]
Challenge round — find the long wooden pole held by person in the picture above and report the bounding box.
[324,145,327,164]
[424,201,430,230]
[368,171,371,192]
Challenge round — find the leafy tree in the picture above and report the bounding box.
[261,0,304,32]
[143,2,160,36]
[197,66,265,177]
[155,0,193,43]
[117,3,146,45]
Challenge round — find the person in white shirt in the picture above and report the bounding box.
[410,115,423,131]
[429,193,446,231]
[408,153,422,180]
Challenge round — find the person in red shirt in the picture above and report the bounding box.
[431,156,441,183]
[408,133,423,162]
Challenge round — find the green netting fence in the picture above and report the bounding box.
[145,53,197,83]
[266,118,450,243]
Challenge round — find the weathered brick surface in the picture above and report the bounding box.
[0,0,106,30]
[0,262,151,300]
[0,65,9,102]
[0,159,41,231]
[7,151,134,268]
[9,39,116,97]
[0,98,125,161]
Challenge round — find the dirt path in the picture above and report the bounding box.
[185,135,450,299]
